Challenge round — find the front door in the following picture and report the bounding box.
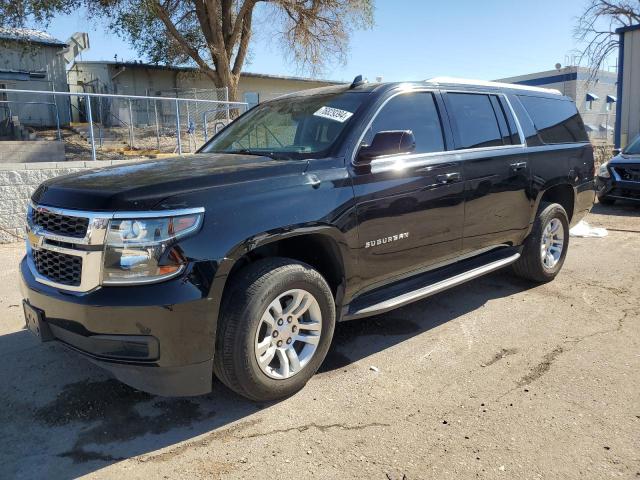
[351,90,465,293]
[442,91,532,252]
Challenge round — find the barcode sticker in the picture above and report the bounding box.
[313,106,354,123]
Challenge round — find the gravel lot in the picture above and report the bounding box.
[1,202,638,480]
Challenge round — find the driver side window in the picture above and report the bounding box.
[364,92,445,154]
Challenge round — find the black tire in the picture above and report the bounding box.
[597,195,616,205]
[512,202,570,283]
[213,258,335,401]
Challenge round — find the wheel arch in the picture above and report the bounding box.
[533,183,576,223]
[208,225,351,329]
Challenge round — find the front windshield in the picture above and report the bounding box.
[201,89,367,160]
[624,135,640,155]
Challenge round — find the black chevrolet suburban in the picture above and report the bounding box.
[20,77,595,401]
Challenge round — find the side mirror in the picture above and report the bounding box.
[356,130,416,165]
[613,147,622,156]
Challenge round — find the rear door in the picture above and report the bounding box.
[442,91,531,252]
[351,90,465,292]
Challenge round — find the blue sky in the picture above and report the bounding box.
[42,0,606,82]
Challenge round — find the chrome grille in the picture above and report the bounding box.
[32,249,83,287]
[32,209,89,238]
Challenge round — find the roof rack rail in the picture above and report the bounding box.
[425,76,562,95]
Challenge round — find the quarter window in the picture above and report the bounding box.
[363,92,445,154]
[447,93,504,150]
[517,95,588,144]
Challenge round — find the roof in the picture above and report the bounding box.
[0,27,66,47]
[616,24,640,34]
[72,60,341,84]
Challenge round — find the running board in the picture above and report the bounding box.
[346,251,521,319]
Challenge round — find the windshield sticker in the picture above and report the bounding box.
[313,106,354,123]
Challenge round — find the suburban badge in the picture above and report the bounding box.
[365,232,409,249]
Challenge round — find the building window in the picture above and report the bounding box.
[606,95,616,112]
[585,92,599,112]
[243,92,259,109]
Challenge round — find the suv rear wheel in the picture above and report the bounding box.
[512,202,569,283]
[214,258,335,401]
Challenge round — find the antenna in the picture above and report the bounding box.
[350,75,366,89]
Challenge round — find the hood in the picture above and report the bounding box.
[32,153,309,211]
[610,152,640,165]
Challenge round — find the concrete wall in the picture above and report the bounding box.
[619,28,640,148]
[0,159,141,243]
[0,141,65,163]
[0,40,70,126]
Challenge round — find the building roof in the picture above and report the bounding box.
[616,24,640,34]
[72,60,341,84]
[496,66,617,87]
[0,27,66,47]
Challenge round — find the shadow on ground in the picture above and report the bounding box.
[0,270,536,479]
[591,200,640,218]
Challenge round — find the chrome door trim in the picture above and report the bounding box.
[350,87,527,173]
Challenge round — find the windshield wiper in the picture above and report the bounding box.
[225,149,292,160]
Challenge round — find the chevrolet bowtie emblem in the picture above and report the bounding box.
[27,229,44,250]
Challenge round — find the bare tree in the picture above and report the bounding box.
[1,0,374,100]
[575,0,640,78]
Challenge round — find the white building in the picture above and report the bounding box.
[0,28,70,127]
[615,24,640,149]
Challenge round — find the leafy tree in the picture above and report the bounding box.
[575,0,640,77]
[2,0,374,99]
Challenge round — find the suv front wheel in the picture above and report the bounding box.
[214,258,335,401]
[512,202,570,283]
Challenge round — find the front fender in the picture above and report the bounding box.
[159,162,359,340]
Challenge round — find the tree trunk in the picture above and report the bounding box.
[227,80,239,103]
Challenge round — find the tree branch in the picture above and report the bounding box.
[153,1,220,83]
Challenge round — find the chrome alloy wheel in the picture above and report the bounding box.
[254,289,322,380]
[540,218,565,270]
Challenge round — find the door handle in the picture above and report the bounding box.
[510,161,527,171]
[436,172,461,184]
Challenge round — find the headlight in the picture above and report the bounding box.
[102,210,203,285]
[598,162,611,178]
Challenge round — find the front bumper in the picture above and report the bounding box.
[596,175,640,202]
[20,257,216,396]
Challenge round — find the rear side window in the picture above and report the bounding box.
[517,96,588,144]
[447,93,504,149]
[364,92,445,154]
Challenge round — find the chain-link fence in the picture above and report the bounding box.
[0,88,247,162]
[581,111,616,143]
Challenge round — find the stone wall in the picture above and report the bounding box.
[0,159,140,243]
[593,143,615,168]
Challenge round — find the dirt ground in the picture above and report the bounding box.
[0,202,638,480]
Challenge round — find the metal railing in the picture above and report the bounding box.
[0,88,248,161]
